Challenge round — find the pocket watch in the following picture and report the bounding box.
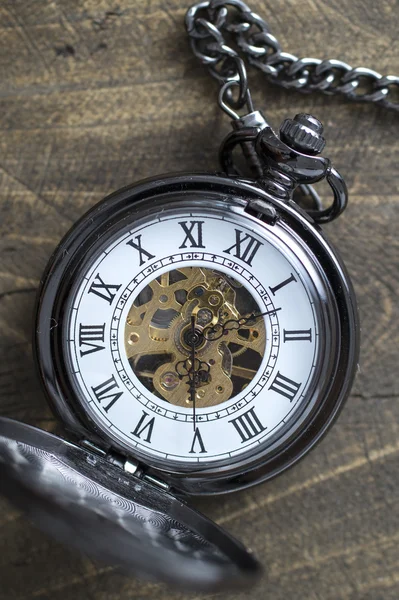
[0,0,396,592]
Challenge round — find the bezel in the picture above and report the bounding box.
[64,209,322,467]
[34,173,359,495]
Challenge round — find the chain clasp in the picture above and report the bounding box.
[219,112,348,224]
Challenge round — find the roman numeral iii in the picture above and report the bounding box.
[230,407,266,443]
[269,372,301,402]
[88,274,121,305]
[223,229,263,266]
[178,220,205,249]
[79,324,106,356]
[91,375,123,412]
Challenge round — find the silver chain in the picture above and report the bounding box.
[186,0,399,112]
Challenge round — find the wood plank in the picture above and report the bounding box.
[0,1,398,598]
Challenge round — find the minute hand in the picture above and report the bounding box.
[189,315,197,431]
[203,307,281,341]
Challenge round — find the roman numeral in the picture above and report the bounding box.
[230,407,266,443]
[126,235,155,266]
[269,273,297,295]
[178,220,205,249]
[88,274,121,305]
[189,428,207,453]
[131,411,155,443]
[283,329,312,342]
[79,324,106,356]
[91,375,123,412]
[269,372,301,402]
[223,229,263,266]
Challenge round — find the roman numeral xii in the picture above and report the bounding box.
[223,229,263,266]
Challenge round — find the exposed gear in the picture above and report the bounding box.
[125,267,266,408]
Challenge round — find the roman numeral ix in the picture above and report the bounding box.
[269,372,301,402]
[131,411,155,443]
[79,323,106,356]
[126,234,155,266]
[230,407,266,443]
[88,274,121,305]
[91,375,123,412]
[179,220,205,249]
[223,229,263,266]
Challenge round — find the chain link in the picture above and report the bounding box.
[186,0,399,111]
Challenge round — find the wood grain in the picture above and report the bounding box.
[0,1,398,598]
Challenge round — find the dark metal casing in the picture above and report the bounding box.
[0,173,359,589]
[0,417,261,591]
[34,173,359,495]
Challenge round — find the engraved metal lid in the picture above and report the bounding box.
[0,417,261,591]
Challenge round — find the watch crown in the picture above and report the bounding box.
[280,113,326,155]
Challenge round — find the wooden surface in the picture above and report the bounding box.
[0,1,398,598]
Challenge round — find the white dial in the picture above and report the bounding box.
[66,207,324,465]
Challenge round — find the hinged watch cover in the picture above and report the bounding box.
[0,417,261,591]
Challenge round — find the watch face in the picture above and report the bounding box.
[64,206,325,466]
[36,176,358,488]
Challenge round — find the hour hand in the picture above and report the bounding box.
[203,307,281,340]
